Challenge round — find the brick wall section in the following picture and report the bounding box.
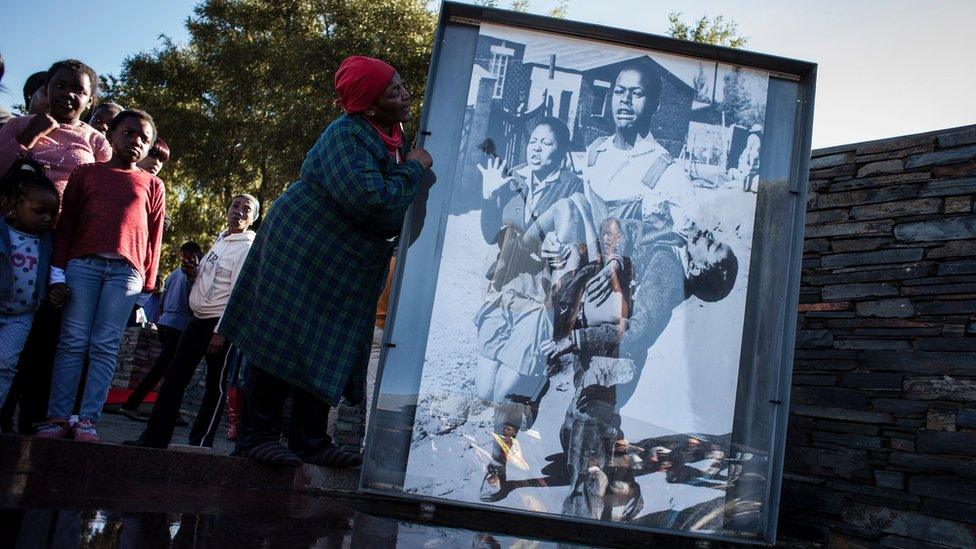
[780,124,976,548]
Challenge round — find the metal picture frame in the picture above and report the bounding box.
[361,2,816,545]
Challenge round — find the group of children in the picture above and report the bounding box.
[0,58,173,442]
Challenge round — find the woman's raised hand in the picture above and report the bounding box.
[477,156,509,200]
[406,147,433,170]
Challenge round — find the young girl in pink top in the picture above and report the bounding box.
[36,110,164,442]
[0,59,111,194]
[0,60,110,435]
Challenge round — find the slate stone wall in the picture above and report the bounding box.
[780,124,976,548]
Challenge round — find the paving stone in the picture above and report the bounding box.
[810,151,855,170]
[901,282,976,296]
[926,409,958,431]
[938,260,976,276]
[814,185,921,209]
[831,171,932,192]
[857,159,905,178]
[909,476,976,505]
[814,420,879,435]
[853,327,942,337]
[906,144,976,169]
[827,318,935,328]
[857,299,915,318]
[829,237,891,253]
[792,404,894,424]
[916,431,976,456]
[921,499,976,526]
[793,386,871,407]
[906,377,976,402]
[855,133,937,155]
[889,438,915,451]
[914,337,976,351]
[807,208,852,224]
[919,177,976,197]
[894,216,976,242]
[841,502,976,548]
[812,431,882,449]
[804,264,934,286]
[796,329,834,348]
[852,198,941,220]
[823,249,925,269]
[957,409,976,429]
[806,220,895,239]
[804,238,831,252]
[944,196,972,214]
[810,164,858,179]
[938,127,976,148]
[890,452,976,478]
[797,301,853,312]
[914,300,976,315]
[934,159,976,178]
[840,373,903,390]
[794,374,838,386]
[875,471,905,491]
[834,339,911,351]
[855,144,934,164]
[794,359,859,372]
[822,283,899,300]
[861,351,976,375]
[872,398,928,413]
[827,480,920,507]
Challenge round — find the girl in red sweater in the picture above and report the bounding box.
[36,110,165,442]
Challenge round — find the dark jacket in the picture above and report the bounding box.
[0,217,52,309]
[219,114,428,405]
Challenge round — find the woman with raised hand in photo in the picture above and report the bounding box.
[218,55,433,468]
[35,109,164,443]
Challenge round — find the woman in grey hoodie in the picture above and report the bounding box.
[126,194,260,449]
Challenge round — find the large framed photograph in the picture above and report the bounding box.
[362,3,816,545]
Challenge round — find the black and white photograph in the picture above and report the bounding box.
[400,23,770,533]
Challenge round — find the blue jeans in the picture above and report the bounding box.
[48,257,143,421]
[0,311,35,407]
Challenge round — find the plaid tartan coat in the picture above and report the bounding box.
[219,114,424,405]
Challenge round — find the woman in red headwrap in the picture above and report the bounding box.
[217,56,433,467]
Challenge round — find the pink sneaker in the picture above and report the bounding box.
[35,420,72,439]
[71,419,101,443]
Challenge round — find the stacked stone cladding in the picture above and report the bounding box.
[780,124,976,548]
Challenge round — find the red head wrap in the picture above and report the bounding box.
[334,56,397,114]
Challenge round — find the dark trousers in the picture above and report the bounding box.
[0,305,61,434]
[123,325,183,410]
[141,317,229,448]
[235,366,332,457]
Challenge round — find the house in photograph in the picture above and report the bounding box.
[455,34,695,213]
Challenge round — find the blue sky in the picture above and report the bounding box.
[2,0,973,148]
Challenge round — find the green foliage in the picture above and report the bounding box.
[667,12,747,48]
[721,68,765,128]
[474,0,568,17]
[548,0,569,18]
[108,0,436,273]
